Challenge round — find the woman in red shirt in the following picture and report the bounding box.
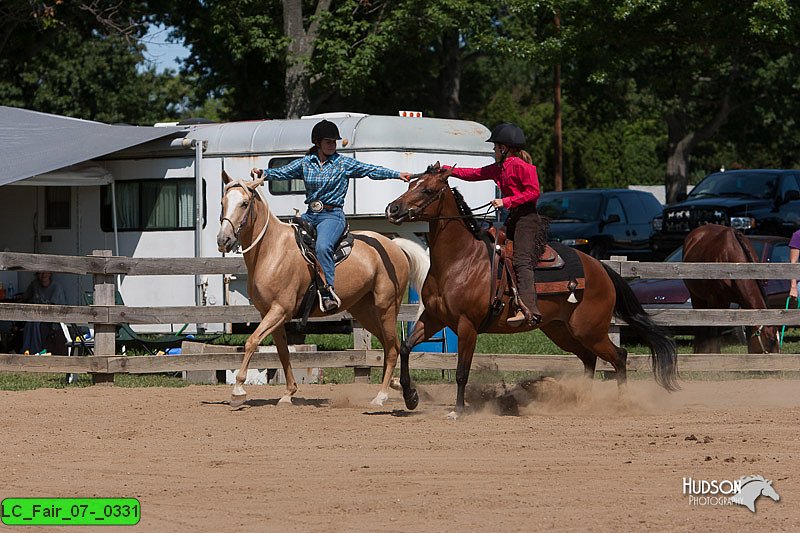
[450,123,542,326]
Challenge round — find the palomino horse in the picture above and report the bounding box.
[385,163,679,417]
[683,224,780,354]
[217,171,429,407]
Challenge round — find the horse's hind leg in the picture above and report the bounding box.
[613,345,628,388]
[272,324,298,404]
[541,323,627,392]
[581,335,628,391]
[231,308,287,408]
[540,324,598,380]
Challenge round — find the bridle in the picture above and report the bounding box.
[403,175,494,222]
[220,181,270,254]
[748,325,776,354]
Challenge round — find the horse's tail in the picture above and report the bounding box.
[392,237,430,320]
[601,263,680,391]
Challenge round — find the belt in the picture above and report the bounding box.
[309,200,342,213]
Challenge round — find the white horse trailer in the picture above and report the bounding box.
[1,112,496,332]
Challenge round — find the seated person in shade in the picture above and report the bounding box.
[20,272,67,354]
[790,228,800,303]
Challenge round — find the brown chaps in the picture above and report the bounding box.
[506,203,542,319]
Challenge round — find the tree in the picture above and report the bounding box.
[0,1,190,124]
[553,0,800,202]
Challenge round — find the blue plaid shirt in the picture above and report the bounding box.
[264,152,401,207]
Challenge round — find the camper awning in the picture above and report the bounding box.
[0,106,184,186]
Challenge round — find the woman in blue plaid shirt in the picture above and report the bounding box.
[252,120,410,312]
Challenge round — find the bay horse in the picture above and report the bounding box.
[385,163,678,417]
[217,171,429,407]
[682,224,780,354]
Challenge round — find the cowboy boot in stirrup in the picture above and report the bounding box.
[320,285,342,313]
[507,308,527,327]
[509,273,542,327]
[507,300,541,327]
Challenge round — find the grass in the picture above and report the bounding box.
[0,372,188,391]
[2,329,799,390]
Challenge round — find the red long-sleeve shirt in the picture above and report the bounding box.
[449,156,540,209]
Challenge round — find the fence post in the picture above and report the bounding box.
[92,250,115,385]
[352,322,372,383]
[608,255,627,348]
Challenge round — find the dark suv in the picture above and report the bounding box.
[538,188,663,260]
[651,169,800,258]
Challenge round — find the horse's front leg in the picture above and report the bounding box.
[271,324,297,404]
[398,312,444,410]
[449,319,478,420]
[371,317,402,407]
[231,307,287,408]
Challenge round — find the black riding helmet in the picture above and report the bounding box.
[487,122,526,149]
[311,119,342,143]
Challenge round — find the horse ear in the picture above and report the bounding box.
[248,177,265,189]
[433,161,441,171]
[222,170,232,185]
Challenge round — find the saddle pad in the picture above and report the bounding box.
[534,242,585,295]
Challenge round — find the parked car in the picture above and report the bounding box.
[630,235,792,311]
[538,189,663,260]
[650,169,800,259]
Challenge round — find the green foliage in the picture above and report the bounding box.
[2,0,800,188]
[0,2,195,124]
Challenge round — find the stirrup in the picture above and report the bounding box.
[526,312,542,327]
[319,285,341,313]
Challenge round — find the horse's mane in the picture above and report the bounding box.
[450,187,550,260]
[451,187,483,239]
[732,229,768,300]
[739,475,768,485]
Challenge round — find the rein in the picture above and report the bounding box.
[221,182,271,254]
[409,189,495,222]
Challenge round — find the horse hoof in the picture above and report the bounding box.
[446,410,459,420]
[230,393,247,409]
[389,377,402,391]
[278,395,293,406]
[404,389,419,410]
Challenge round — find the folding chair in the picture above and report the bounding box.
[61,323,93,384]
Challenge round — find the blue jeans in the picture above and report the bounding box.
[301,208,346,288]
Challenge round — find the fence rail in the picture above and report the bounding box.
[2,250,800,381]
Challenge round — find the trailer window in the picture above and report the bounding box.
[267,157,306,195]
[100,179,206,232]
[45,187,71,229]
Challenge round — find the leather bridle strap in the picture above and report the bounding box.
[221,182,270,253]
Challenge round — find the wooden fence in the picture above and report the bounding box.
[2,250,800,382]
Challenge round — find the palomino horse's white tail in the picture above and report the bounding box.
[392,237,429,320]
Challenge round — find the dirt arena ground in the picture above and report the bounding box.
[1,378,798,532]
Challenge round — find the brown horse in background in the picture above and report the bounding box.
[683,224,780,354]
[385,163,678,417]
[217,171,429,408]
